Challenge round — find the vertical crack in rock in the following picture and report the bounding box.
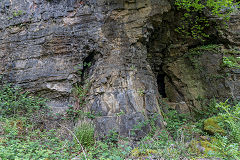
[157,73,167,98]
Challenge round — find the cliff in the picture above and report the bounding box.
[0,0,240,138]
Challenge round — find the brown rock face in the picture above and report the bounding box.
[0,0,240,137]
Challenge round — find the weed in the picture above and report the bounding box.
[190,44,222,54]
[74,122,95,148]
[74,62,92,76]
[132,130,194,159]
[85,111,97,120]
[64,105,85,121]
[12,10,24,17]
[84,141,132,159]
[223,47,240,55]
[131,113,161,137]
[72,82,91,109]
[137,89,145,96]
[116,110,125,117]
[194,98,220,120]
[130,65,136,71]
[8,10,25,19]
[164,108,190,140]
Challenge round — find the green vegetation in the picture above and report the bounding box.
[184,44,240,74]
[189,44,222,55]
[175,0,240,41]
[8,10,25,20]
[12,10,24,17]
[137,88,145,96]
[64,61,93,121]
[74,122,95,148]
[202,100,240,159]
[72,61,92,109]
[194,98,220,119]
[223,47,240,55]
[0,118,73,159]
[72,82,91,109]
[183,44,222,71]
[0,84,75,159]
[0,83,46,117]
[223,56,240,68]
[0,78,240,159]
[1,0,240,159]
[204,116,226,135]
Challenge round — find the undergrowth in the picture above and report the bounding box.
[0,83,240,159]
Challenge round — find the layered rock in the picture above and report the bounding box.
[0,0,171,137]
[0,0,240,137]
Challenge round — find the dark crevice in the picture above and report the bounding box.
[157,73,167,98]
[80,51,96,83]
[145,21,169,99]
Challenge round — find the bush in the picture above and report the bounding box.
[74,122,95,148]
[198,100,240,159]
[0,84,76,159]
[223,56,240,68]
[0,83,46,117]
[0,117,74,160]
[164,109,190,140]
[216,100,240,143]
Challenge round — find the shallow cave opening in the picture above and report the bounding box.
[157,73,167,98]
[80,51,97,83]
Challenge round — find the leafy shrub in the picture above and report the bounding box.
[223,56,240,68]
[164,109,190,140]
[74,122,95,147]
[209,135,240,160]
[0,117,74,160]
[193,98,219,120]
[0,83,46,117]
[72,83,90,108]
[198,100,240,159]
[0,84,76,159]
[105,129,119,144]
[216,100,240,143]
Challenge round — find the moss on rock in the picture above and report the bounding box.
[203,116,225,135]
[131,147,157,158]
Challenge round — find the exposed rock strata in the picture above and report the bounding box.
[0,0,240,137]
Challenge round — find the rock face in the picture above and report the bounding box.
[0,0,240,137]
